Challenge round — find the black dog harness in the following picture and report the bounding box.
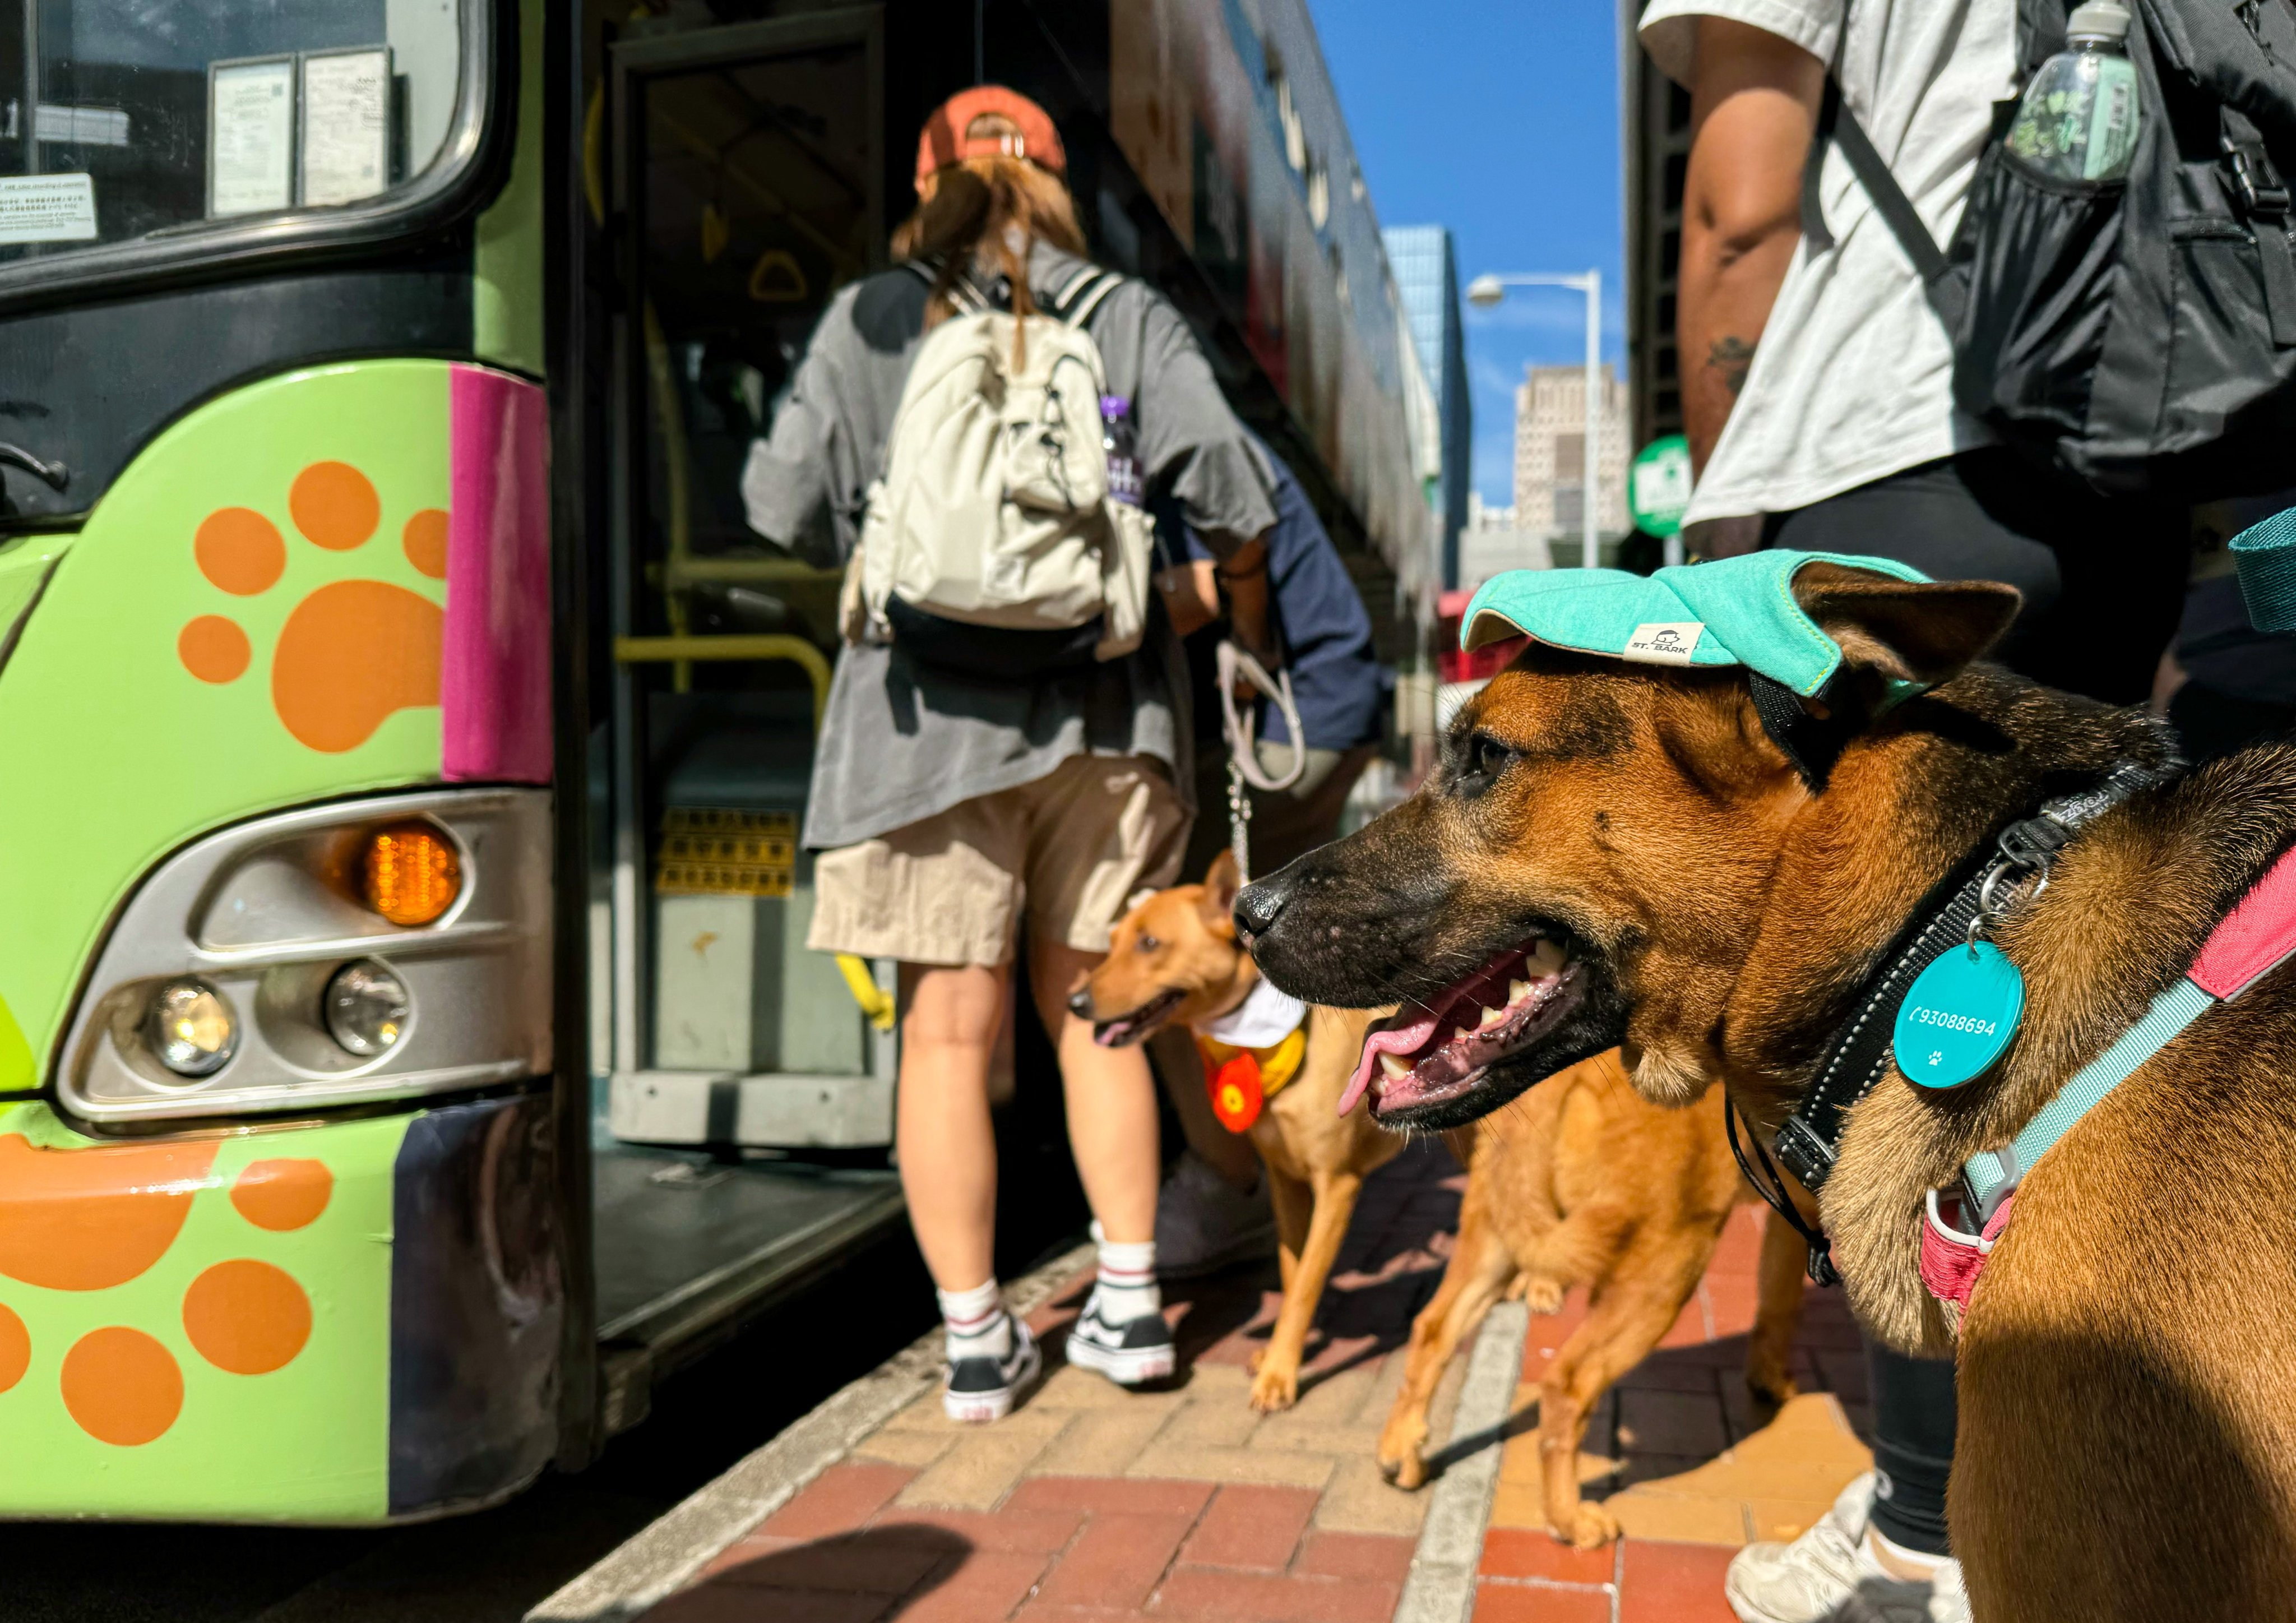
[1730,761,2177,1284]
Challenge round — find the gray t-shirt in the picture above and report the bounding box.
[743,244,1279,850]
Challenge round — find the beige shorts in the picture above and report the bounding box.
[808,754,1188,967]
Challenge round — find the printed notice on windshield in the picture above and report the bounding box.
[0,173,97,243]
[299,47,391,208]
[210,56,295,216]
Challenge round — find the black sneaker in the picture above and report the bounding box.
[942,1313,1040,1424]
[1063,1288,1177,1386]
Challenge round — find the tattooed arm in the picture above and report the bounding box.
[1678,16,1824,475]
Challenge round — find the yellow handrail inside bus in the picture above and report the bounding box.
[612,634,831,729]
[835,955,897,1031]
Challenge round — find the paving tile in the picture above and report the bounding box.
[1743,1497,1837,1544]
[1154,1391,1263,1450]
[1179,1484,1320,1571]
[1617,1538,1738,1623]
[1238,1419,1382,1458]
[1028,1365,1184,1412]
[898,1409,1075,1510]
[1617,1357,1723,1394]
[1605,1491,1748,1546]
[871,1506,1089,1554]
[1033,1511,1195,1610]
[1617,1451,1712,1490]
[900,1548,1055,1623]
[1292,1531,1414,1585]
[1616,1386,1726,1460]
[1149,1567,1399,1622]
[1310,1452,1429,1536]
[853,1430,959,1468]
[1657,1296,1715,1350]
[641,1584,892,1623]
[1007,1476,1215,1519]
[1124,1441,1336,1489]
[1478,1526,1617,1586]
[1470,1582,1612,1623]
[1026,1406,1170,1478]
[760,1464,918,1539]
[700,1532,948,1593]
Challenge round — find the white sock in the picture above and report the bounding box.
[938,1278,1011,1361]
[1867,1525,1949,1582]
[1090,1220,1160,1323]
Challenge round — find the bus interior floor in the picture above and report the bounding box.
[545,1141,1878,1623]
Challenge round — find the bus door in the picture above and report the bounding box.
[581,6,911,1417]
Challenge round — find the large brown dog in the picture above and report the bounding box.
[1237,562,2296,1621]
[1378,1055,1808,1547]
[1080,855,1807,1492]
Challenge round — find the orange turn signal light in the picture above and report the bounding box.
[363,823,462,926]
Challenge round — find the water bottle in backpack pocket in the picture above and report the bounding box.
[841,264,1153,678]
[1820,0,2296,497]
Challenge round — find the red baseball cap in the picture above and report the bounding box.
[914,86,1067,189]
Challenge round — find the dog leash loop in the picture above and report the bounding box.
[1725,1094,1839,1287]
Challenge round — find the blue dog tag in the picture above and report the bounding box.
[1893,943,2024,1089]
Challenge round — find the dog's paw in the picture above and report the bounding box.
[1249,1363,1300,1412]
[1744,1357,1799,1408]
[1551,1500,1621,1550]
[1377,1421,1430,1490]
[1515,1275,1566,1314]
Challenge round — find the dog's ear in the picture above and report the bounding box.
[1790,562,2021,690]
[1200,849,1242,932]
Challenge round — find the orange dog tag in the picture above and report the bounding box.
[1208,1051,1264,1132]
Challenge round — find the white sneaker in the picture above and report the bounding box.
[1725,1473,1969,1623]
[1153,1150,1277,1278]
[942,1314,1040,1424]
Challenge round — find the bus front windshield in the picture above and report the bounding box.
[0,0,470,269]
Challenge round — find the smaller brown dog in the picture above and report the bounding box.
[1075,851,1398,1411]
[1378,1058,1811,1548]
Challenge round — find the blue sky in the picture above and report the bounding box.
[1312,0,1627,507]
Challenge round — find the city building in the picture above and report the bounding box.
[1512,361,1629,545]
[1456,492,1552,593]
[1383,225,1473,588]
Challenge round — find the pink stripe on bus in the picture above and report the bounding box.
[442,366,552,785]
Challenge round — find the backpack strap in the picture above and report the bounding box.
[1808,80,1969,331]
[1052,266,1124,330]
[904,257,994,315]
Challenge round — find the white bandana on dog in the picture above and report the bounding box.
[1204,977,1307,1049]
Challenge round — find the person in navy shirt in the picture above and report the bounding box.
[1147,431,1391,1274]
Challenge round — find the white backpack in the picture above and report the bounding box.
[844,262,1153,671]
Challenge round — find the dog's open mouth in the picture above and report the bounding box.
[1091,987,1184,1048]
[1341,937,1580,1119]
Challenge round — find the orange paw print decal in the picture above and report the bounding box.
[178,461,447,752]
[0,1138,332,1446]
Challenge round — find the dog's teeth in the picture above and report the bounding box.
[1506,979,1531,1006]
[1453,1025,1475,1046]
[1379,1052,1411,1080]
[1478,1004,1507,1030]
[1528,940,1567,975]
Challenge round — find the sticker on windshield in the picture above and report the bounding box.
[1622,621,1704,665]
[0,173,96,244]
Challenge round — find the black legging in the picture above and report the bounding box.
[1766,449,2190,1557]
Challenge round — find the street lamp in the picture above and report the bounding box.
[1465,270,1603,570]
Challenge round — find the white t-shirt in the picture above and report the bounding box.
[1639,0,2017,522]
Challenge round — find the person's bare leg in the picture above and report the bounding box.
[896,960,1009,1291]
[1030,940,1159,1243]
[1149,1025,1261,1189]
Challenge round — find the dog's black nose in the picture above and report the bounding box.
[1066,987,1094,1020]
[1233,874,1290,944]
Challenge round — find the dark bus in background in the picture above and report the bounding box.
[0,0,1427,1523]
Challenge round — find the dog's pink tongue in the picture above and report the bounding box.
[1340,1010,1442,1117]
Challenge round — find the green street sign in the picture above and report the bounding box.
[1628,434,1693,539]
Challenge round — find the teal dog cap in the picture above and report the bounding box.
[1460,551,1934,700]
[2229,507,2296,634]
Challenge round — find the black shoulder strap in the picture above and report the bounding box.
[1808,80,1968,331]
[1748,672,1856,792]
[1052,266,1123,329]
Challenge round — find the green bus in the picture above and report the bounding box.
[0,0,1431,1523]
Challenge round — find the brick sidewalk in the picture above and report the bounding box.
[634,1143,1873,1622]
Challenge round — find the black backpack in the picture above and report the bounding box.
[1822,0,2296,498]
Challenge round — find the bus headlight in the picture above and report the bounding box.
[324,960,411,1057]
[146,979,237,1078]
[57,788,550,1125]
